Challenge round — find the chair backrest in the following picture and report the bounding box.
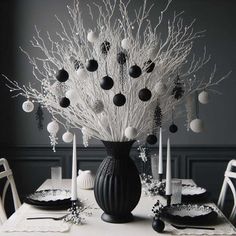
[218,159,236,221]
[0,158,21,224]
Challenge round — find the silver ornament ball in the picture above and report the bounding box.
[125,126,138,139]
[47,120,59,134]
[92,100,104,114]
[198,91,209,104]
[190,118,204,133]
[62,131,74,143]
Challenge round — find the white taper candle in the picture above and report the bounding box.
[71,134,77,201]
[158,127,163,174]
[165,138,172,195]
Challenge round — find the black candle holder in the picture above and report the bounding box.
[166,194,172,206]
[158,173,163,182]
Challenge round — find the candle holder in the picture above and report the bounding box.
[158,173,163,182]
[166,194,172,206]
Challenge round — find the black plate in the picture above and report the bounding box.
[162,204,218,225]
[25,189,72,210]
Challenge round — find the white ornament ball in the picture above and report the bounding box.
[22,100,34,113]
[65,89,78,105]
[76,68,87,78]
[62,131,73,143]
[190,118,204,133]
[154,82,167,96]
[125,126,138,139]
[121,38,130,50]
[87,31,98,43]
[47,120,59,134]
[149,46,159,60]
[92,100,104,114]
[198,91,209,104]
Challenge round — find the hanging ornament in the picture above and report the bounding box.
[76,67,87,78]
[86,59,98,72]
[117,52,127,65]
[138,88,152,102]
[81,127,91,147]
[47,120,59,134]
[154,81,167,96]
[124,127,137,139]
[22,100,34,113]
[121,38,130,50]
[100,41,111,55]
[144,60,155,73]
[100,75,114,90]
[35,104,44,130]
[198,90,209,104]
[60,97,70,108]
[113,93,126,106]
[62,131,74,143]
[172,75,184,100]
[148,46,159,60]
[92,100,104,113]
[73,60,81,71]
[56,68,69,82]
[153,103,162,133]
[169,124,178,133]
[146,134,157,145]
[65,89,78,105]
[129,64,142,78]
[87,30,98,43]
[190,118,204,133]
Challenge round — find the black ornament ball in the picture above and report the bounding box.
[129,64,142,78]
[86,59,98,72]
[56,68,69,82]
[138,88,152,102]
[169,123,178,133]
[146,134,157,145]
[60,97,70,108]
[100,41,111,54]
[113,93,126,106]
[117,52,127,65]
[152,218,165,233]
[144,59,155,73]
[100,76,114,90]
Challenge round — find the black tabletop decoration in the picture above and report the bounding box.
[169,123,178,133]
[56,68,69,82]
[113,93,126,106]
[152,218,165,233]
[100,75,114,90]
[60,97,70,108]
[172,75,184,100]
[129,64,142,78]
[86,59,98,72]
[144,59,155,73]
[117,52,127,65]
[146,134,157,145]
[101,41,111,55]
[138,88,152,101]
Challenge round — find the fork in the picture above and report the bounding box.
[171,224,215,230]
[27,214,69,221]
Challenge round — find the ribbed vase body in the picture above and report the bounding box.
[94,141,141,223]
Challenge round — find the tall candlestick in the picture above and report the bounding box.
[165,138,172,197]
[71,134,77,201]
[158,127,163,181]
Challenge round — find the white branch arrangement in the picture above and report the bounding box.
[3,0,230,151]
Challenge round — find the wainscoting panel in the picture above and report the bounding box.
[1,145,236,205]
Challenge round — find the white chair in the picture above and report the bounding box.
[0,158,21,224]
[218,159,236,221]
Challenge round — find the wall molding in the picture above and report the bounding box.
[1,145,236,202]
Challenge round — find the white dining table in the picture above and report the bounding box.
[1,178,236,236]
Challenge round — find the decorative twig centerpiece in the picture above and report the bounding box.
[3,0,230,224]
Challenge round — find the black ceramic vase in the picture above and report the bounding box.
[94,140,141,223]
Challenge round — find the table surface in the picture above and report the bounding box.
[1,179,236,236]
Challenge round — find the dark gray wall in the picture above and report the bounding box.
[1,0,235,147]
